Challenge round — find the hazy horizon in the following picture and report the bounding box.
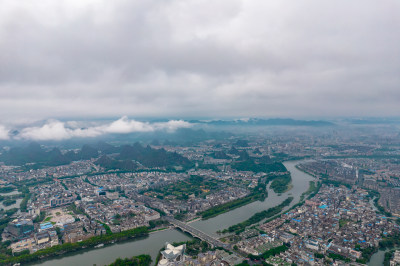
[0,116,399,142]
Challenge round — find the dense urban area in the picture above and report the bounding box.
[0,121,400,265]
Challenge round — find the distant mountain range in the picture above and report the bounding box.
[0,141,192,171]
[0,142,98,167]
[345,118,400,125]
[189,118,334,126]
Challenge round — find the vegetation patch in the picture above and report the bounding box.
[107,254,152,266]
[200,177,268,219]
[269,174,292,194]
[2,199,16,207]
[222,197,294,234]
[248,244,289,260]
[0,187,15,194]
[232,160,287,173]
[145,175,225,200]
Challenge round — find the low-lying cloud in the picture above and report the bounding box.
[0,126,10,140]
[102,116,192,134]
[12,117,192,141]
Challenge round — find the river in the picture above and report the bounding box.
[32,161,314,266]
[368,249,386,266]
[28,229,192,266]
[189,161,314,237]
[367,198,388,266]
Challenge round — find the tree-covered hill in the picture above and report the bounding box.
[0,142,98,167]
[117,143,192,168]
[0,141,192,170]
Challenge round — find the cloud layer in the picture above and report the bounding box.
[0,0,399,120]
[2,117,191,141]
[0,126,10,140]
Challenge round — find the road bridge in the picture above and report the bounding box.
[164,216,231,249]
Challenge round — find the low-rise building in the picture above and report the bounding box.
[158,242,186,266]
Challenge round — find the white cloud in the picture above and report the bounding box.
[0,125,10,140]
[154,120,192,132]
[15,117,193,141]
[18,121,78,141]
[102,116,155,133]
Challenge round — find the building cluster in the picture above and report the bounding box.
[85,171,189,193]
[3,217,59,254]
[2,171,164,254]
[78,198,160,233]
[298,160,358,184]
[236,234,282,256]
[138,184,249,219]
[391,250,400,266]
[299,158,400,216]
[157,242,242,266]
[1,131,399,263]
[62,214,106,243]
[252,185,399,265]
[0,160,95,184]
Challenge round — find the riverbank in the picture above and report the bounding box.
[107,254,152,266]
[149,227,169,234]
[221,196,294,234]
[1,227,149,265]
[268,173,292,194]
[31,228,192,266]
[199,190,267,219]
[200,172,294,220]
[31,160,315,265]
[260,167,320,227]
[217,167,320,240]
[295,164,318,178]
[260,180,321,228]
[187,217,201,223]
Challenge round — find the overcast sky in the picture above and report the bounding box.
[1,0,399,125]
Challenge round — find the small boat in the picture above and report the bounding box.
[95,243,104,248]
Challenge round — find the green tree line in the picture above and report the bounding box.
[200,177,268,219]
[0,226,149,265]
[222,197,294,233]
[107,254,152,266]
[248,244,289,260]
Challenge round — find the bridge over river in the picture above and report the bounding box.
[163,216,232,250]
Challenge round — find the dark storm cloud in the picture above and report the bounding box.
[0,0,399,124]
